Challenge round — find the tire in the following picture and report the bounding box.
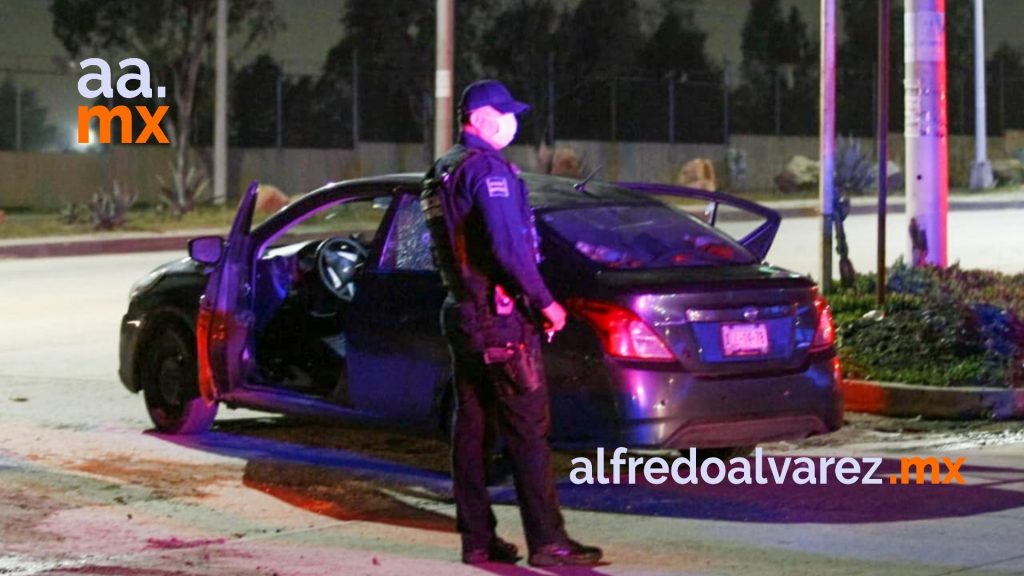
[141,323,217,434]
[684,446,755,463]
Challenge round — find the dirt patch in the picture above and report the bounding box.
[144,537,227,550]
[69,458,238,500]
[0,471,71,549]
[243,460,456,533]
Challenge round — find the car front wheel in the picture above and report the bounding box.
[141,324,217,434]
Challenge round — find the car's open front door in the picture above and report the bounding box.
[196,182,259,403]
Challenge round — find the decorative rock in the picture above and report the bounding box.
[676,158,716,191]
[255,185,290,215]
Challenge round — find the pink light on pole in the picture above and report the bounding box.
[904,0,949,267]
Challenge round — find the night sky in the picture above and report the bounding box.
[1,0,1022,145]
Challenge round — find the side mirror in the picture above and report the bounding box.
[188,236,224,265]
[372,196,392,210]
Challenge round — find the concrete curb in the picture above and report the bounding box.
[0,234,196,259]
[843,378,1024,420]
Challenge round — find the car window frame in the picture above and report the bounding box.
[250,180,417,268]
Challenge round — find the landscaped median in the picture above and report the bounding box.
[842,379,1024,420]
[832,260,1024,420]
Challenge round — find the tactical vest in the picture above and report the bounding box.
[421,148,502,351]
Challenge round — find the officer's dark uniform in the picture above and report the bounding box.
[422,132,568,559]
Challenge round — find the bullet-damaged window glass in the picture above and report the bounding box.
[378,195,436,271]
[541,205,756,269]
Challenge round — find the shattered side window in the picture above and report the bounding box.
[379,194,436,272]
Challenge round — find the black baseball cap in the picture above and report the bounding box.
[458,79,530,115]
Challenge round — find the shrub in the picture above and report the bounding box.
[88,181,138,230]
[832,260,1024,388]
[834,136,876,197]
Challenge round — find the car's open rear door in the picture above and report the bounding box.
[196,182,259,403]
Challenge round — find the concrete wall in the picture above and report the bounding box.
[1,134,1018,210]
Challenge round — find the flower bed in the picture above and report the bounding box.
[831,260,1024,388]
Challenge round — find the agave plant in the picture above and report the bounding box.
[834,136,876,197]
[59,201,84,225]
[88,181,138,230]
[157,162,209,217]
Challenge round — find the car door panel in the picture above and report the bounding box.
[197,182,258,401]
[345,193,449,425]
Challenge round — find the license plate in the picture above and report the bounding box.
[721,323,769,356]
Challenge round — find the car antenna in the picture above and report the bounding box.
[573,163,604,195]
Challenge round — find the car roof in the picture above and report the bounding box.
[339,172,659,211]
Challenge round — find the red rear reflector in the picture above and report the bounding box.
[195,306,217,404]
[811,294,836,352]
[567,298,675,361]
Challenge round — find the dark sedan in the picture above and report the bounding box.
[119,173,842,456]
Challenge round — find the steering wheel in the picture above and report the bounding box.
[315,236,368,302]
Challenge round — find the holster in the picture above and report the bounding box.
[483,342,543,397]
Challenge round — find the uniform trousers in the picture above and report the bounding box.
[442,301,567,554]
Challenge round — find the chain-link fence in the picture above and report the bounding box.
[5,52,1024,152]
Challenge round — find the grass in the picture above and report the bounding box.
[0,205,240,239]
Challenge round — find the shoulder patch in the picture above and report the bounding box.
[485,177,510,197]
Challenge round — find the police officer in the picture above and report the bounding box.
[421,79,603,567]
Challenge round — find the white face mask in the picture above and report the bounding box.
[491,113,518,149]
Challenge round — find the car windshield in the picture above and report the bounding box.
[541,203,757,269]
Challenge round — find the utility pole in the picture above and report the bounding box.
[820,0,837,292]
[351,49,360,148]
[213,0,228,205]
[275,74,283,149]
[904,0,949,267]
[667,73,676,144]
[14,79,21,151]
[723,59,731,147]
[969,0,994,189]
[434,0,454,158]
[877,0,891,308]
[547,52,556,143]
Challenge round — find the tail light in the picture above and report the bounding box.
[567,298,675,361]
[811,294,836,352]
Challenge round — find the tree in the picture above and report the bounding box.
[552,0,644,139]
[943,0,975,135]
[321,1,491,145]
[51,0,281,213]
[987,43,1024,132]
[838,0,904,136]
[638,0,717,142]
[230,54,279,146]
[639,0,713,78]
[736,0,818,135]
[478,0,560,144]
[0,78,56,151]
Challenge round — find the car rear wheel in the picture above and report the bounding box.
[141,324,217,434]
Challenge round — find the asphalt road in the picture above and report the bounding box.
[2,249,1024,575]
[735,208,1024,280]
